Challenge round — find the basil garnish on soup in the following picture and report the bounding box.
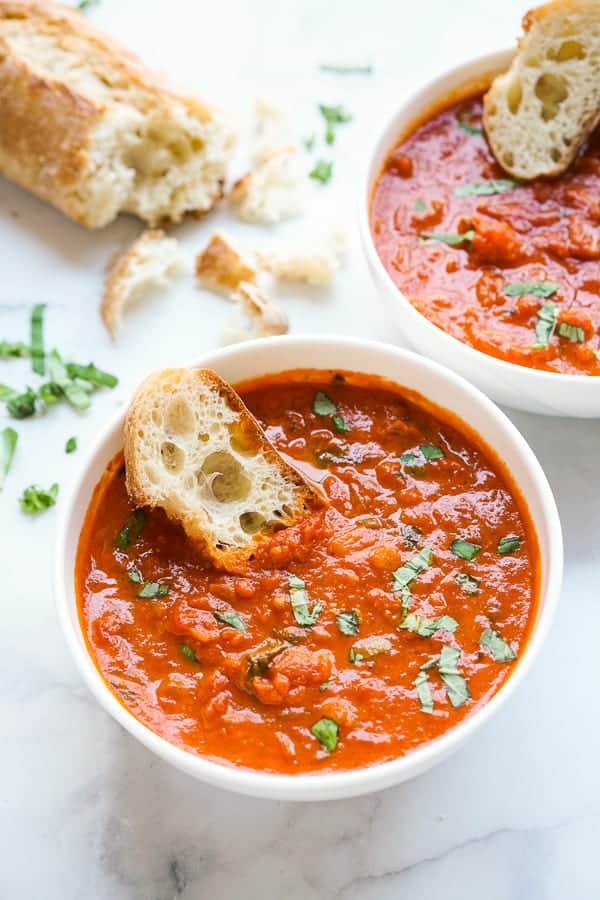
[288,574,322,627]
[214,609,247,632]
[421,230,475,246]
[533,301,559,348]
[336,610,359,636]
[558,322,585,343]
[414,670,434,713]
[450,539,480,561]
[497,534,522,554]
[480,627,516,662]
[503,281,560,299]
[438,645,470,708]
[454,179,518,197]
[311,716,340,752]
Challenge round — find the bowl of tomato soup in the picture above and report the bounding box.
[361,50,600,417]
[55,336,562,800]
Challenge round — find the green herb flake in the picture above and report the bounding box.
[336,609,359,636]
[534,301,559,348]
[454,179,518,197]
[214,609,247,632]
[421,230,475,246]
[399,450,421,469]
[319,103,352,144]
[0,427,18,491]
[503,281,561,299]
[420,443,444,461]
[6,386,37,419]
[127,567,143,583]
[0,341,29,359]
[66,362,118,388]
[47,350,91,412]
[311,716,339,752]
[288,574,322,627]
[19,482,59,514]
[450,538,481,561]
[30,304,46,376]
[399,613,458,637]
[414,669,434,713]
[65,436,77,454]
[137,581,169,599]
[392,546,433,592]
[77,0,99,9]
[558,322,585,343]
[497,534,522,555]
[114,509,147,549]
[480,627,516,662]
[320,63,372,75]
[349,648,364,663]
[413,199,427,212]
[455,572,480,595]
[438,644,470,708]
[457,114,483,136]
[180,642,198,663]
[331,414,347,433]
[319,676,335,692]
[309,159,334,184]
[313,391,337,416]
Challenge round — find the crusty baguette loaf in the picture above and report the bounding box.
[483,0,600,180]
[124,368,323,570]
[0,1,234,227]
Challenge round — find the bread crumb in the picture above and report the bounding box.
[229,147,305,224]
[258,227,346,285]
[222,282,288,345]
[195,233,257,293]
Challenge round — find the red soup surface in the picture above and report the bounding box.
[371,90,600,375]
[76,371,540,774]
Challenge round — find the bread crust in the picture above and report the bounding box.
[0,0,230,227]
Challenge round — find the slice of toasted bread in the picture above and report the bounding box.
[483,0,600,180]
[124,367,322,569]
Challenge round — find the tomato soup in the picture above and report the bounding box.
[371,91,600,375]
[76,371,540,774]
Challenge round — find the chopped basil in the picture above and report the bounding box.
[37,382,62,407]
[311,716,339,752]
[320,63,372,75]
[6,386,37,419]
[180,642,198,663]
[457,114,483,136]
[400,444,444,470]
[0,341,29,359]
[497,534,522,554]
[480,627,516,662]
[438,644,470,708]
[313,391,337,416]
[0,427,18,490]
[455,179,518,197]
[114,509,147,549]
[319,104,352,144]
[127,567,143,583]
[214,609,247,632]
[450,538,480,561]
[399,450,420,468]
[19,482,59,514]
[310,159,333,183]
[77,0,99,9]
[534,301,559,348]
[392,546,433,592]
[421,230,475,246]
[350,636,392,660]
[66,362,118,388]
[413,199,427,212]
[349,648,364,663]
[137,581,169,599]
[455,572,480,595]
[288,574,322,627]
[420,443,444,461]
[47,350,91,412]
[503,280,560,299]
[319,676,335,691]
[303,134,315,151]
[336,609,359,636]
[30,304,46,376]
[399,613,458,637]
[558,322,585,343]
[65,436,77,454]
[332,414,347,433]
[414,670,434,713]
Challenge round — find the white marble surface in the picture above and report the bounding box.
[1,1,599,897]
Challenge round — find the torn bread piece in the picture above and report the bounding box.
[101,229,183,339]
[483,0,600,179]
[253,98,295,164]
[195,233,257,293]
[124,367,323,569]
[229,147,305,224]
[221,282,289,345]
[258,227,346,286]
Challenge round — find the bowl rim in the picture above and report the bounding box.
[54,334,563,800]
[359,46,599,388]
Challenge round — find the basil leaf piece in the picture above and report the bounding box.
[38,382,62,408]
[399,613,458,637]
[65,436,77,454]
[114,509,146,549]
[332,414,347,433]
[0,427,18,490]
[6,386,37,419]
[457,114,483,136]
[497,534,522,554]
[421,230,475,246]
[313,391,337,416]
[420,443,444,461]
[137,581,169,599]
[310,159,333,184]
[66,362,118,388]
[78,0,99,8]
[0,341,29,359]
[558,322,585,343]
[320,64,372,75]
[413,199,427,212]
[455,572,480,595]
[336,609,359,636]
[480,627,516,662]
[311,716,340,752]
[450,539,481,561]
[288,574,322,627]
[392,547,433,592]
[319,104,352,144]
[438,644,470,708]
[127,567,143,583]
[399,450,421,468]
[47,350,91,411]
[534,301,559,348]
[214,609,247,632]
[180,642,199,663]
[19,482,59,514]
[349,648,364,663]
[503,281,560,299]
[319,676,335,692]
[414,670,434,713]
[30,304,46,376]
[454,179,518,197]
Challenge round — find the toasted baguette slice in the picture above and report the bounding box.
[124,368,323,569]
[483,0,600,180]
[101,229,182,339]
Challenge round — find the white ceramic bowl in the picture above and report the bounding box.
[55,336,563,800]
[360,49,600,418]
